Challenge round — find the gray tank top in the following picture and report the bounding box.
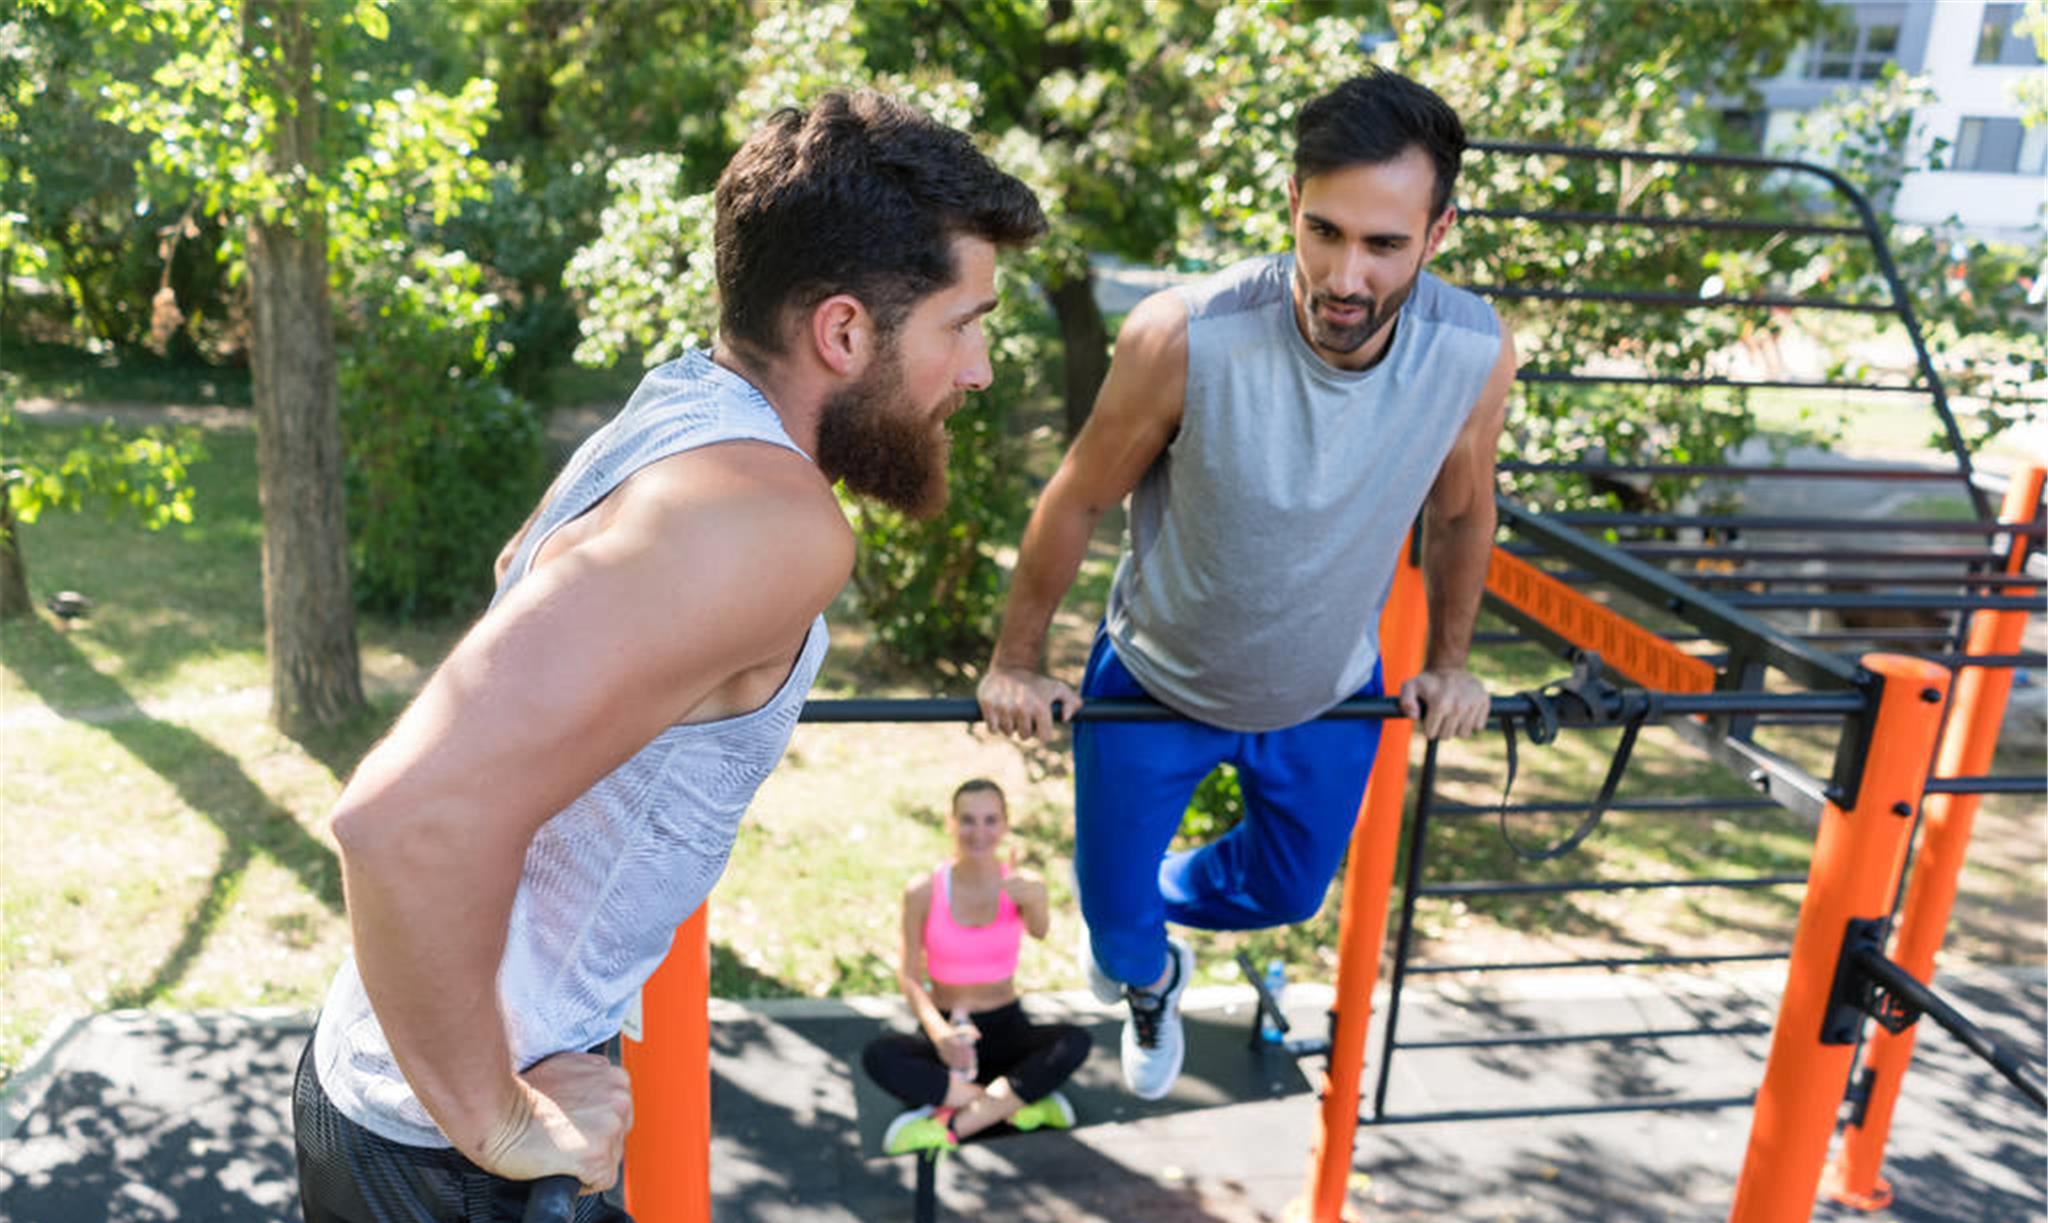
[315,350,829,1146]
[1105,255,1499,733]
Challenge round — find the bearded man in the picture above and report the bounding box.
[292,90,1044,1221]
[977,68,1515,1101]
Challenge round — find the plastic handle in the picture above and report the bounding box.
[523,1175,579,1223]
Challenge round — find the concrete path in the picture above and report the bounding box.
[3,967,2041,1222]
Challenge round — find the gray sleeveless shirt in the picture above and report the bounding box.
[1105,255,1499,733]
[314,351,829,1147]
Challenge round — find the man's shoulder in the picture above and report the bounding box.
[1407,272,1501,343]
[619,444,852,581]
[1178,254,1292,326]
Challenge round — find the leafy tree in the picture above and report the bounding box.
[402,0,754,395]
[0,6,231,356]
[77,0,503,731]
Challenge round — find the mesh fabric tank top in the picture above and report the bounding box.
[1105,255,1501,733]
[314,350,830,1147]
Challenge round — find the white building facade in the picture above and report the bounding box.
[1754,0,2044,243]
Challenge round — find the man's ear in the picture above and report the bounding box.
[1422,205,1457,263]
[1286,176,1301,228]
[807,293,874,378]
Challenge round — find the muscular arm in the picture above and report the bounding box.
[1420,329,1517,671]
[979,290,1188,738]
[331,443,850,1173]
[1399,329,1516,739]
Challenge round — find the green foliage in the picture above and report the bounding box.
[338,252,546,619]
[1,376,204,534]
[566,2,1039,673]
[1780,68,2046,453]
[845,266,1050,673]
[1176,764,1245,846]
[0,4,232,353]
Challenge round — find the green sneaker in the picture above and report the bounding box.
[882,1106,959,1157]
[1009,1089,1076,1132]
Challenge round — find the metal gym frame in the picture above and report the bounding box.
[590,144,2043,1223]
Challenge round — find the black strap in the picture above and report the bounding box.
[1492,661,1660,863]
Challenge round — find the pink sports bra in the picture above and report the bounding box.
[922,864,1023,985]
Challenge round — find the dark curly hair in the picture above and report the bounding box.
[1295,69,1467,218]
[713,91,1046,359]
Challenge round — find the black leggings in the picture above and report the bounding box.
[293,1035,631,1223]
[860,1000,1091,1108]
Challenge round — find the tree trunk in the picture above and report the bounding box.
[0,490,32,621]
[1048,269,1110,439]
[243,0,364,734]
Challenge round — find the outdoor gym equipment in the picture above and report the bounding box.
[582,142,2048,1221]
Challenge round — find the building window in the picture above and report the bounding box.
[1804,4,1905,80]
[1976,3,2044,66]
[1955,116,2048,174]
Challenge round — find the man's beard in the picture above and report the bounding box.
[815,354,958,520]
[1302,271,1417,356]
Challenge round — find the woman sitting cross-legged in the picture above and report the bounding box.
[861,778,1093,1156]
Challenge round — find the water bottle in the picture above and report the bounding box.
[949,1007,978,1083]
[1259,959,1287,1044]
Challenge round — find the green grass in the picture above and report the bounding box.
[3,411,2041,1092]
[1,335,253,407]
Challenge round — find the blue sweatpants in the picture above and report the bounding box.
[1073,631,1383,988]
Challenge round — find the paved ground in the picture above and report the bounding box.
[3,966,2041,1222]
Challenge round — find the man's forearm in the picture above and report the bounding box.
[335,800,527,1155]
[1420,503,1496,671]
[989,488,1100,671]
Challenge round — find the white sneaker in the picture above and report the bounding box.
[1077,923,1123,1005]
[1119,938,1194,1100]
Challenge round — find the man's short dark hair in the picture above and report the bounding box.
[713,90,1046,360]
[1294,69,1467,218]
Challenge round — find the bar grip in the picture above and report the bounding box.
[523,1175,578,1223]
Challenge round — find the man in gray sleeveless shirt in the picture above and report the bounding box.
[978,69,1515,1100]
[293,92,1043,1221]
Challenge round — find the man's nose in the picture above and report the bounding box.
[1330,248,1370,299]
[957,338,993,392]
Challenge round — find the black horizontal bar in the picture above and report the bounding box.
[1469,138,1866,179]
[1407,951,1790,976]
[798,691,1868,725]
[1498,500,1862,691]
[1648,628,1960,645]
[1462,205,1864,237]
[1553,513,2031,535]
[1394,1022,1774,1051]
[1366,1094,1756,1126]
[1546,569,2040,594]
[1431,796,1782,816]
[1681,572,2045,590]
[1473,284,1892,313]
[1501,459,1956,478]
[1918,653,2047,669]
[1792,628,1958,643]
[1721,592,2039,612]
[1417,875,1805,900]
[1514,372,1930,395]
[1921,775,2048,795]
[1613,545,2003,564]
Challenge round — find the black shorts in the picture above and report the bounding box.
[292,1033,632,1223]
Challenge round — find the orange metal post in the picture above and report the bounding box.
[1296,541,1429,1223]
[1825,463,2045,1210]
[622,905,713,1223]
[1727,654,1952,1223]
